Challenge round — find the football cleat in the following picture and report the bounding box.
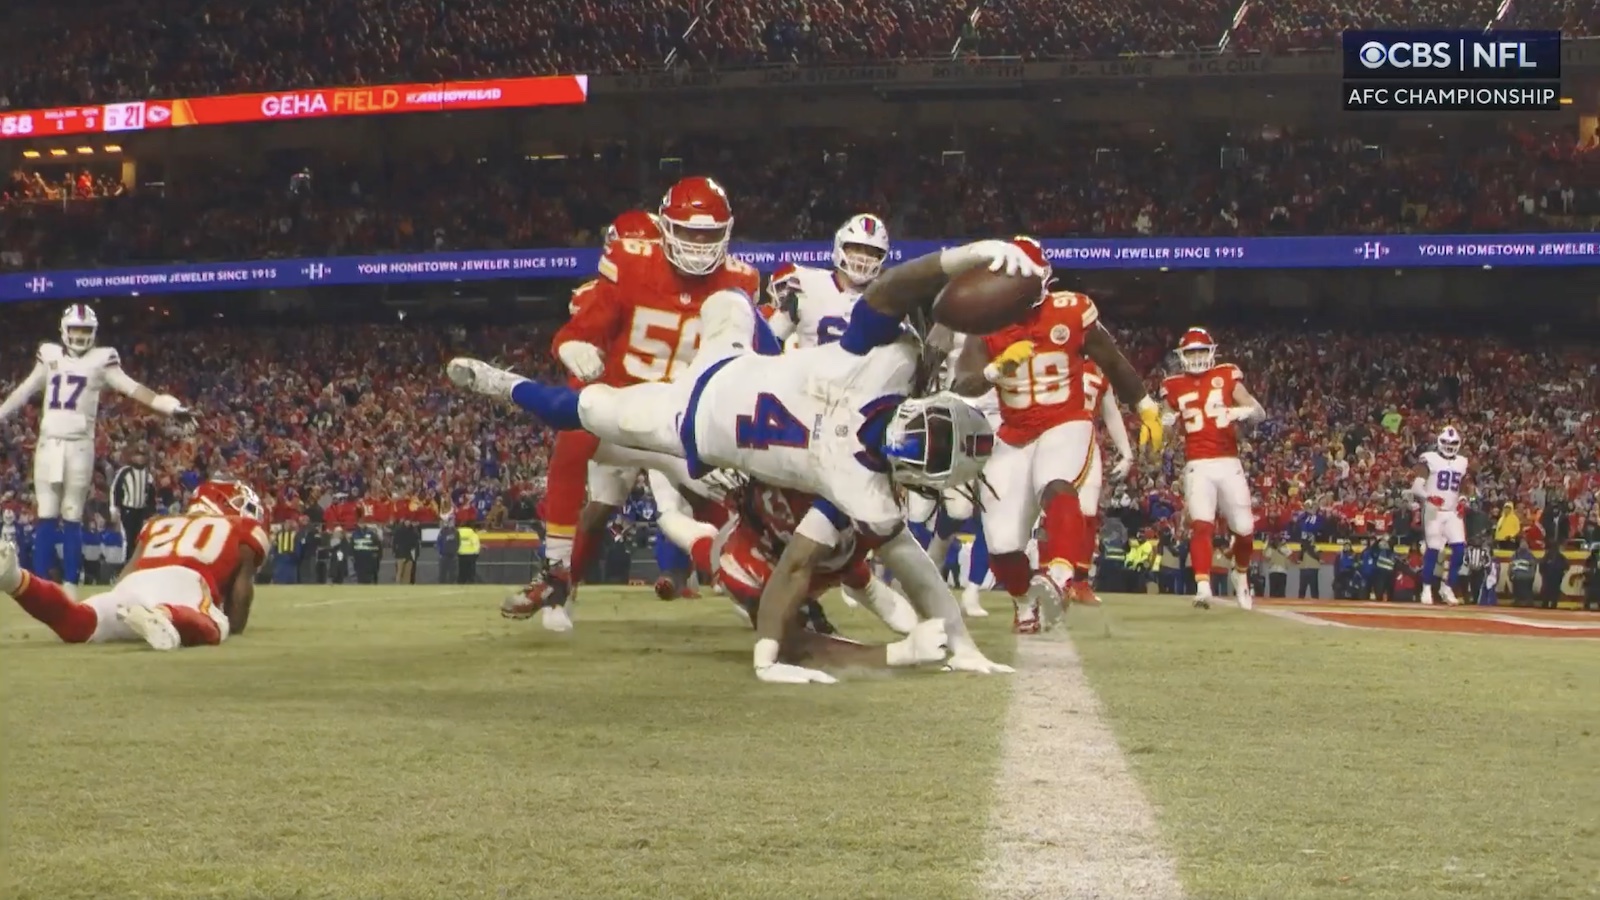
[960,583,989,618]
[503,560,573,620]
[1439,584,1459,606]
[1420,585,1434,605]
[1013,598,1042,635]
[1193,579,1213,610]
[1233,569,1254,611]
[1069,579,1102,607]
[117,603,181,651]
[446,357,524,400]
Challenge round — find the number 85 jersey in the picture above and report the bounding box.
[1160,363,1247,461]
[553,237,760,387]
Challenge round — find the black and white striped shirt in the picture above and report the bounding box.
[111,465,154,514]
[1465,545,1491,573]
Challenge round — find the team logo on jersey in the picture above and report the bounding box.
[1049,324,1070,345]
[680,292,692,306]
[1211,376,1223,387]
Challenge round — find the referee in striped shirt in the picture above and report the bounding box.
[111,447,156,542]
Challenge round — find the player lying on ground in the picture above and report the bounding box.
[949,237,1163,631]
[0,479,265,650]
[0,304,197,597]
[449,239,1043,682]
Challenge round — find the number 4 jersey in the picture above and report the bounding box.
[130,514,269,611]
[553,238,760,387]
[1160,363,1248,461]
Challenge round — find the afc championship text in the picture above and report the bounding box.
[1340,30,1563,112]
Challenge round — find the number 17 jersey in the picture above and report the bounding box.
[1160,364,1246,461]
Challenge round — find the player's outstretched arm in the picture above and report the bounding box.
[948,334,993,397]
[861,241,1043,322]
[102,365,192,420]
[1084,324,1164,452]
[1100,392,1135,477]
[227,545,260,636]
[752,531,838,684]
[0,360,47,423]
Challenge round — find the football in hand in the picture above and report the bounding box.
[932,268,1044,334]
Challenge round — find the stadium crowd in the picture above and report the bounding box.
[1,315,1594,551]
[0,0,1594,109]
[5,127,1597,271]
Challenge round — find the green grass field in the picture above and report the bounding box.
[1,586,1596,900]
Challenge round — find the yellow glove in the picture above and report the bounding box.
[983,340,1035,382]
[1137,398,1164,453]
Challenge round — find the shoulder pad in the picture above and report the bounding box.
[722,255,757,277]
[597,238,659,284]
[570,279,599,315]
[94,347,121,368]
[38,343,62,363]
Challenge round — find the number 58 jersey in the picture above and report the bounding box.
[130,514,269,609]
[1160,364,1246,461]
[553,238,760,387]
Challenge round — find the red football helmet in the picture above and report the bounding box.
[658,176,733,276]
[1176,327,1218,374]
[189,479,267,525]
[603,209,661,250]
[1011,235,1052,303]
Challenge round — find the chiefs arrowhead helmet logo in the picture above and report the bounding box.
[146,104,171,124]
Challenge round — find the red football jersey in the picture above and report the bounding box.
[982,290,1099,446]
[131,514,269,611]
[1161,364,1247,461]
[552,239,760,387]
[737,482,863,578]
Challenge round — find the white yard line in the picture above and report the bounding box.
[983,632,1187,900]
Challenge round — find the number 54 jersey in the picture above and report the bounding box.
[554,238,760,387]
[1160,363,1248,462]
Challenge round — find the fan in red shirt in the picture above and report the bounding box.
[950,236,1163,633]
[0,479,266,650]
[507,178,761,633]
[1159,327,1266,610]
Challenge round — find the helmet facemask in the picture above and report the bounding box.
[661,216,731,276]
[1437,428,1461,458]
[1180,345,1216,375]
[883,394,994,490]
[835,242,887,286]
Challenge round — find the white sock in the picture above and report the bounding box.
[544,534,572,567]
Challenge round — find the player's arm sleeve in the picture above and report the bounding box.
[228,543,261,636]
[1100,392,1134,459]
[1228,379,1266,424]
[0,361,47,422]
[100,357,158,404]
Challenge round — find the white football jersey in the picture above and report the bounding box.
[769,264,862,349]
[686,334,919,536]
[1419,450,1469,510]
[942,333,1000,424]
[10,344,139,441]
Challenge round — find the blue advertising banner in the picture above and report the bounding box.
[4,234,1598,301]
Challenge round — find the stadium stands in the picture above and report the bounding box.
[0,316,1593,546]
[6,128,1597,271]
[0,0,1592,108]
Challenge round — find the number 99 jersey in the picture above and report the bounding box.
[981,291,1099,447]
[1160,364,1246,461]
[130,514,269,612]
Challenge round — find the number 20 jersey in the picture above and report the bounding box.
[1160,364,1246,461]
[130,514,270,606]
[553,239,760,387]
[981,291,1099,447]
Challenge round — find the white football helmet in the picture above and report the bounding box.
[60,303,98,354]
[833,214,890,286]
[884,392,995,490]
[1437,426,1462,458]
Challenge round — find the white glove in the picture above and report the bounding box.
[556,341,605,382]
[886,619,949,667]
[150,394,183,415]
[1110,454,1134,482]
[943,651,1016,675]
[939,240,1047,279]
[754,638,837,684]
[1224,405,1262,426]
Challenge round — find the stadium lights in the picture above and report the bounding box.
[103,144,122,153]
[75,146,94,154]
[22,149,40,158]
[48,148,68,157]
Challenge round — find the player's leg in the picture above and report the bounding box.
[646,468,717,598]
[1182,461,1221,608]
[30,440,63,586]
[56,439,93,594]
[1031,420,1099,613]
[1420,509,1446,604]
[1074,446,1105,602]
[1440,515,1466,605]
[1216,459,1258,610]
[112,569,223,650]
[964,516,991,601]
[838,555,919,634]
[933,486,986,617]
[979,440,1042,632]
[0,541,97,642]
[542,429,601,574]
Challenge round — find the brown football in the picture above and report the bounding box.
[931,267,1044,335]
